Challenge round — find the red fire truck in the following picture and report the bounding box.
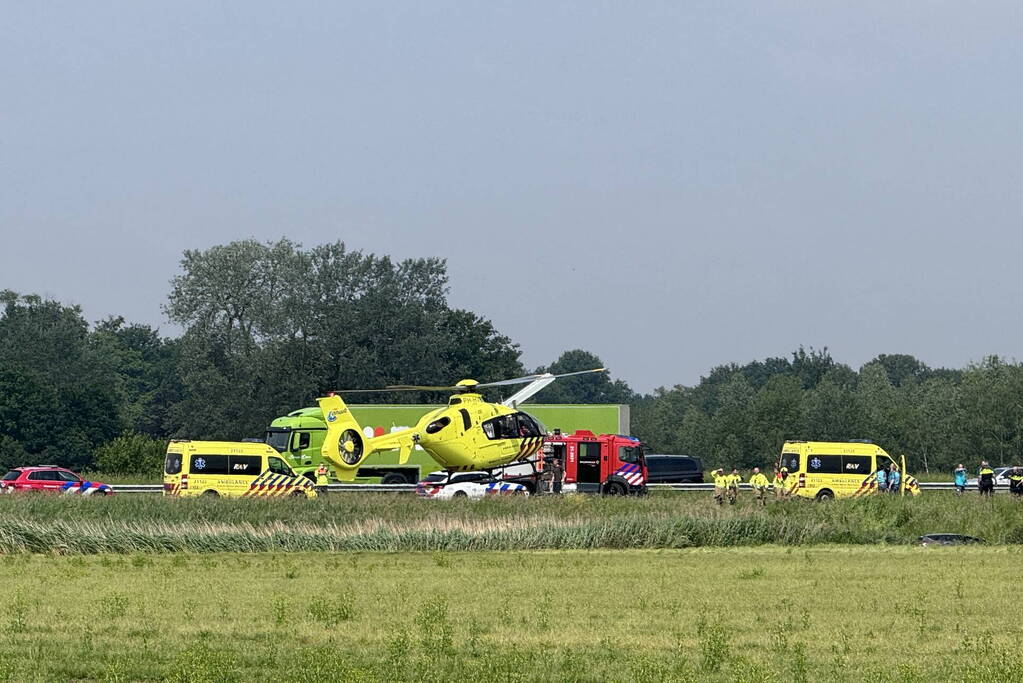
[495,430,647,495]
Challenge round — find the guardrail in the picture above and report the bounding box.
[109,481,991,494]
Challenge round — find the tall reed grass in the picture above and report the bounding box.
[0,492,1019,554]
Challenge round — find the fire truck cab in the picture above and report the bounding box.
[543,430,647,495]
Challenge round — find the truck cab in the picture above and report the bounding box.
[542,430,647,495]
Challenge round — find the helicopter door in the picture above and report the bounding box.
[576,441,602,492]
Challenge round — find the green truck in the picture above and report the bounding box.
[265,403,630,483]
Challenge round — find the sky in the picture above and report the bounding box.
[2,2,1022,393]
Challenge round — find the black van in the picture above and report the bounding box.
[644,455,704,483]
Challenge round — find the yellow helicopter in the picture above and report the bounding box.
[316,369,605,480]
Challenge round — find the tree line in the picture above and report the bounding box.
[1,238,1020,475]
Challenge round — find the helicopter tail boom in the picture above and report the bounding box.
[316,394,417,480]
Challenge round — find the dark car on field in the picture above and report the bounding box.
[0,466,113,496]
[918,534,986,546]
[644,455,704,483]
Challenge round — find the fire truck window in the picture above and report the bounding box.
[619,446,640,464]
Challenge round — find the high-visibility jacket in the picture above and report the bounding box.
[1009,471,1023,483]
[979,467,995,486]
[316,469,329,486]
[749,473,770,490]
[726,474,740,489]
[713,472,728,488]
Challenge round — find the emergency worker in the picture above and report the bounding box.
[315,463,329,492]
[749,467,770,506]
[712,468,727,505]
[550,457,565,495]
[953,464,968,495]
[1008,466,1023,497]
[887,463,901,494]
[539,462,555,495]
[726,468,740,504]
[775,467,789,500]
[978,461,995,496]
[875,465,888,493]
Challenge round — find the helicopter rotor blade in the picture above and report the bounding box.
[333,368,607,394]
[475,367,606,388]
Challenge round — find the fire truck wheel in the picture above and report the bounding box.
[604,481,627,496]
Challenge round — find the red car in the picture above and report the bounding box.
[0,466,113,496]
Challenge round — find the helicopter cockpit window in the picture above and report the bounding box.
[425,417,451,434]
[459,409,471,430]
[515,413,542,438]
[482,415,516,440]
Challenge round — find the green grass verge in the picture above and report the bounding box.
[0,493,1021,554]
[0,547,1020,681]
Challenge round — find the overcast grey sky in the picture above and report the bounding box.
[3,2,1022,392]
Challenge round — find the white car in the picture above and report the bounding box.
[416,471,529,499]
[966,467,1016,488]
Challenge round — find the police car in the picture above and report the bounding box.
[416,471,529,499]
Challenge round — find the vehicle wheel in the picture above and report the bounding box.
[512,489,527,496]
[202,490,220,498]
[815,489,834,501]
[453,490,468,498]
[604,482,627,496]
[381,473,409,485]
[303,472,316,483]
[290,489,306,498]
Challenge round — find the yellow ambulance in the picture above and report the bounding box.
[777,440,920,500]
[163,440,317,498]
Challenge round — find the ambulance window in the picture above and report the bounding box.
[807,455,842,474]
[780,453,800,472]
[165,454,182,475]
[267,457,292,476]
[229,455,262,475]
[842,455,872,474]
[191,455,229,475]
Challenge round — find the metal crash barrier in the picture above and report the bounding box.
[109,481,975,494]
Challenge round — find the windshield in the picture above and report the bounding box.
[265,429,291,453]
[619,446,641,464]
[1,471,19,481]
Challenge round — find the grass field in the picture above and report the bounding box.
[0,492,1021,554]
[1,547,1020,681]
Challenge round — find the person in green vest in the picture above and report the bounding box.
[315,463,330,492]
[726,468,740,505]
[712,468,727,505]
[749,467,770,506]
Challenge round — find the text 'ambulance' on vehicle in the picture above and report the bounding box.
[778,440,921,500]
[164,440,317,499]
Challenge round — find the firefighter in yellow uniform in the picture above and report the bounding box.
[315,463,330,493]
[749,467,770,506]
[712,468,727,505]
[726,468,740,505]
[774,467,789,500]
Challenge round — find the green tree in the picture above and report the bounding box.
[93,431,168,477]
[532,350,634,404]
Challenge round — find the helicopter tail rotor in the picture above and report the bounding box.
[316,394,368,481]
